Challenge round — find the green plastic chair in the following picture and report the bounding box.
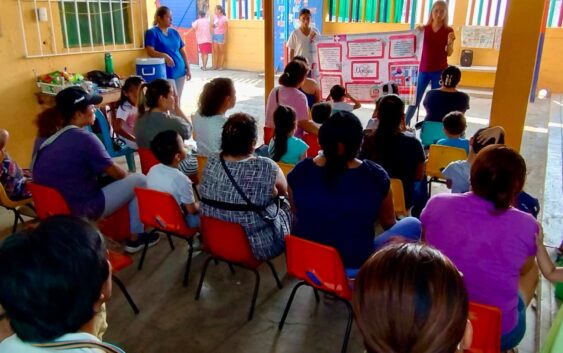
[420,121,447,148]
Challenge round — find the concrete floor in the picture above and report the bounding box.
[0,67,561,352]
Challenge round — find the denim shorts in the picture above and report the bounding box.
[213,34,225,44]
[500,294,526,351]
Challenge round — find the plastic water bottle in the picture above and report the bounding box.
[104,53,114,74]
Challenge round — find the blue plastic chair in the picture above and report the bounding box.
[93,108,136,172]
[420,121,447,148]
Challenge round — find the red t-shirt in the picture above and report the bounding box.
[419,25,453,73]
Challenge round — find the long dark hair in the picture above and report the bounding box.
[118,76,144,108]
[198,78,234,117]
[137,79,172,115]
[35,108,63,138]
[318,111,363,183]
[153,6,170,26]
[369,94,405,160]
[271,105,296,162]
[278,61,308,88]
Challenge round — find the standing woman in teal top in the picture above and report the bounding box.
[145,6,192,101]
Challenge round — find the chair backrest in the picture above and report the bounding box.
[138,148,159,175]
[277,162,294,177]
[426,144,467,179]
[390,178,408,218]
[27,183,71,220]
[94,108,118,155]
[200,216,260,267]
[468,302,502,353]
[264,126,274,145]
[420,121,447,148]
[196,155,208,183]
[285,235,352,300]
[135,188,192,236]
[302,134,320,157]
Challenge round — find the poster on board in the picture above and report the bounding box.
[310,30,423,104]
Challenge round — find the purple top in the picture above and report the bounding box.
[33,128,113,219]
[421,192,537,334]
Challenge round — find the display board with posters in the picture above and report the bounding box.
[310,30,423,105]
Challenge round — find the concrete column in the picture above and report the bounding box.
[490,0,546,150]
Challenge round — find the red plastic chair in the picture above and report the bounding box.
[194,216,283,321]
[27,182,139,314]
[264,126,274,145]
[279,235,353,353]
[467,302,502,353]
[138,148,159,175]
[303,133,321,158]
[135,188,199,286]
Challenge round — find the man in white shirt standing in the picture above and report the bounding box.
[287,8,320,64]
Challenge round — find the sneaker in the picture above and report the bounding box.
[124,232,160,254]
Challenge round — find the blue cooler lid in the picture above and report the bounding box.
[136,58,165,65]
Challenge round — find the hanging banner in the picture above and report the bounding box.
[310,30,423,104]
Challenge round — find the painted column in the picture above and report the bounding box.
[264,0,274,107]
[489,0,546,151]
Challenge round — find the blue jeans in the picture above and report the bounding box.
[500,294,526,351]
[102,173,147,235]
[345,217,422,277]
[405,70,442,126]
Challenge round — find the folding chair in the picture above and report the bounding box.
[278,235,353,353]
[138,148,159,175]
[303,133,320,157]
[420,121,447,148]
[27,182,140,314]
[390,178,408,218]
[0,183,35,233]
[94,108,136,172]
[264,126,274,145]
[426,144,467,196]
[277,162,294,177]
[195,216,283,321]
[135,188,199,286]
[467,302,502,353]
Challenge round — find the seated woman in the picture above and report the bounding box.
[0,130,30,200]
[360,95,425,210]
[288,111,422,273]
[292,56,321,109]
[135,79,198,176]
[192,77,236,157]
[32,87,155,253]
[354,242,472,353]
[421,144,538,352]
[199,113,291,261]
[422,65,470,123]
[265,60,318,138]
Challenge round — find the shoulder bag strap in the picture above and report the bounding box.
[275,87,280,105]
[29,125,78,171]
[32,339,125,353]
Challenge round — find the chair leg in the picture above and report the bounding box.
[313,288,320,303]
[167,233,175,251]
[112,275,140,314]
[278,281,307,330]
[11,210,19,233]
[227,263,236,275]
[195,256,214,300]
[183,238,194,287]
[137,234,152,271]
[125,153,136,173]
[339,299,354,353]
[428,178,433,197]
[247,268,261,321]
[265,260,283,289]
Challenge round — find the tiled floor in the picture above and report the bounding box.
[0,68,561,352]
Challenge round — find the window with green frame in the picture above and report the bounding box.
[59,1,132,48]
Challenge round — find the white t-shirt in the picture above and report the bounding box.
[286,27,320,64]
[332,101,354,113]
[441,160,471,194]
[192,113,227,157]
[0,332,122,353]
[146,163,195,207]
[115,101,138,149]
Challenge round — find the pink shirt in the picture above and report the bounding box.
[265,86,310,138]
[421,192,537,334]
[214,15,228,35]
[192,18,212,44]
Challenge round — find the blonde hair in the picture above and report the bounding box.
[427,0,449,26]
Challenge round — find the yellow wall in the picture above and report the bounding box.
[0,1,148,166]
[222,20,265,71]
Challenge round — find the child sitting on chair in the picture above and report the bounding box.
[147,130,200,228]
[311,102,332,126]
[436,111,470,154]
[269,105,309,165]
[442,126,505,193]
[0,129,31,200]
[327,85,361,113]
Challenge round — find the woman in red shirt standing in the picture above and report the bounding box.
[406,0,455,126]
